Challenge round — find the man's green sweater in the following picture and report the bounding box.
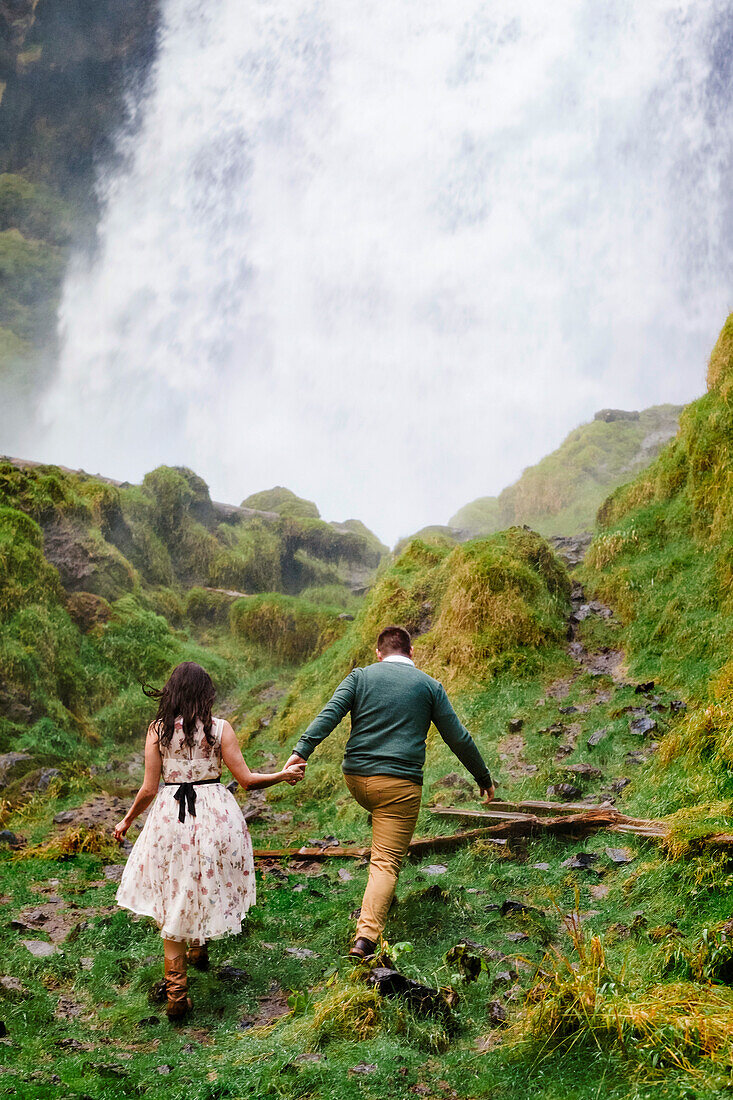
[293,658,493,788]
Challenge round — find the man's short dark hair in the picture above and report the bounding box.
[377,625,412,657]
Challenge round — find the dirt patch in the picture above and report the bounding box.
[497,735,537,779]
[240,983,290,1029]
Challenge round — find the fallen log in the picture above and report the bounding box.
[430,804,669,840]
[252,827,508,863]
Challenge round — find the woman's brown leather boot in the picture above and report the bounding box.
[187,942,209,971]
[164,955,192,1019]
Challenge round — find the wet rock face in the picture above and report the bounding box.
[42,518,135,599]
[0,0,161,191]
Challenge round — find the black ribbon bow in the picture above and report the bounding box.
[173,782,198,824]
[166,776,220,823]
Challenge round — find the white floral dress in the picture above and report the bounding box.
[116,716,256,945]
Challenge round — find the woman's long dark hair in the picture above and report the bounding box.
[143,662,216,749]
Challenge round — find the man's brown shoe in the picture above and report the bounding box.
[349,937,377,960]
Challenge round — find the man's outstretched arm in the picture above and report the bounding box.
[287,671,358,765]
[432,684,495,802]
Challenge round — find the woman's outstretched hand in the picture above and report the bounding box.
[282,761,307,786]
[114,818,131,842]
[480,785,496,804]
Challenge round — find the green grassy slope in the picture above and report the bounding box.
[580,314,733,806]
[450,404,682,538]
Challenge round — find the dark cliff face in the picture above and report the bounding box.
[0,0,161,201]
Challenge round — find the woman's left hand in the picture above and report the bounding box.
[114,818,130,842]
[282,762,306,786]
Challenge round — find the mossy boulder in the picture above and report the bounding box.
[65,591,112,632]
[230,594,341,664]
[242,486,320,520]
[42,517,136,600]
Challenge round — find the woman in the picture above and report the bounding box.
[114,661,305,1019]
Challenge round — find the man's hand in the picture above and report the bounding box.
[282,762,307,786]
[480,785,495,805]
[285,752,307,771]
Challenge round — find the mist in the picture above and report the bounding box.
[12,0,733,544]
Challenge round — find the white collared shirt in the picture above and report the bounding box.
[381,654,415,666]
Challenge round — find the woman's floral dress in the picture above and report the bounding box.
[116,717,255,944]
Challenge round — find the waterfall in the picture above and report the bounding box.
[26,0,733,541]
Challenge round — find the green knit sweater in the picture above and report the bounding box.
[293,660,493,788]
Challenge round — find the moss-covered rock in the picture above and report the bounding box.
[230,594,342,665]
[241,486,320,520]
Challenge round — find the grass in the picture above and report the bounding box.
[450,404,682,539]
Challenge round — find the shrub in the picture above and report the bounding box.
[230,594,338,664]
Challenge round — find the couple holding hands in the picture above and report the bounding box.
[114,625,495,1018]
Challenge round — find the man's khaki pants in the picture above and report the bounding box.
[344,773,422,943]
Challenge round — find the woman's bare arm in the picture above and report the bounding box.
[220,722,305,789]
[114,726,162,840]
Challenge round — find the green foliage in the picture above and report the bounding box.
[210,520,283,592]
[185,586,232,626]
[230,594,342,664]
[0,174,71,245]
[0,506,62,618]
[0,227,63,341]
[451,404,682,538]
[242,485,321,519]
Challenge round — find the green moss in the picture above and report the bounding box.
[242,485,320,519]
[0,506,62,618]
[230,594,342,665]
[0,227,63,341]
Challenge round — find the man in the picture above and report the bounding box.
[285,625,495,959]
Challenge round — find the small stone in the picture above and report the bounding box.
[423,864,448,875]
[285,948,319,959]
[630,715,656,736]
[350,1063,377,1075]
[504,932,529,943]
[103,865,125,882]
[487,1000,508,1026]
[292,884,306,893]
[634,681,655,694]
[547,783,582,801]
[36,768,61,791]
[156,1065,172,1075]
[136,1016,160,1028]
[605,847,634,864]
[215,965,250,982]
[532,862,550,871]
[562,852,599,871]
[21,940,56,957]
[587,729,607,748]
[0,831,18,846]
[80,958,94,971]
[589,884,610,900]
[670,700,687,713]
[337,869,353,882]
[295,1053,324,1064]
[0,977,23,994]
[508,718,524,733]
[611,777,631,792]
[559,706,579,715]
[561,762,603,779]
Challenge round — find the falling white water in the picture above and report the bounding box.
[19,1,733,541]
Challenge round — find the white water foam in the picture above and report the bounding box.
[22,1,733,541]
